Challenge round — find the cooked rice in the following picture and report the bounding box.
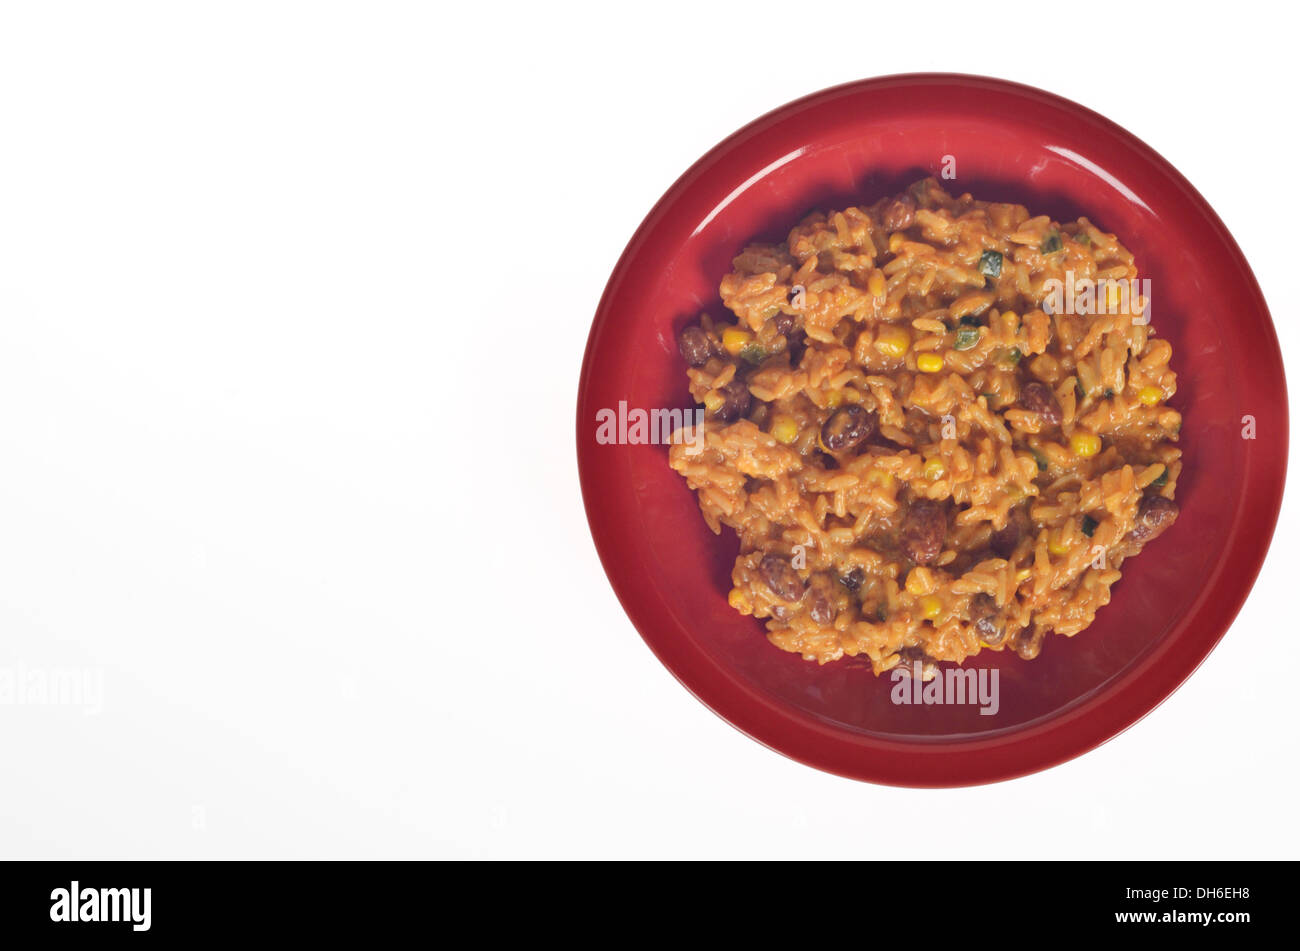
[668,178,1182,676]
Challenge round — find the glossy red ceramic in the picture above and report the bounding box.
[576,74,1287,786]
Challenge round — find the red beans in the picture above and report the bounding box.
[677,325,713,367]
[839,567,865,592]
[893,647,937,681]
[881,193,917,232]
[899,500,947,565]
[1010,627,1042,660]
[786,330,807,368]
[1129,494,1179,544]
[809,593,835,625]
[968,593,1005,646]
[820,405,877,452]
[1019,381,1062,424]
[758,554,805,602]
[712,379,751,422]
[991,506,1029,559]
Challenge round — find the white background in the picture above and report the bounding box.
[0,1,1295,859]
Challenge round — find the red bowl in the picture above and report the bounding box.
[576,74,1288,786]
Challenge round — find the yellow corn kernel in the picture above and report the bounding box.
[721,327,753,355]
[727,588,748,611]
[1070,431,1102,457]
[874,326,910,359]
[868,271,887,299]
[824,389,844,408]
[920,596,942,620]
[1015,568,1032,583]
[1106,282,1124,311]
[770,415,799,445]
[924,457,946,480]
[888,232,904,253]
[1138,385,1162,406]
[866,470,896,490]
[703,391,725,414]
[917,353,945,374]
[1048,532,1071,556]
